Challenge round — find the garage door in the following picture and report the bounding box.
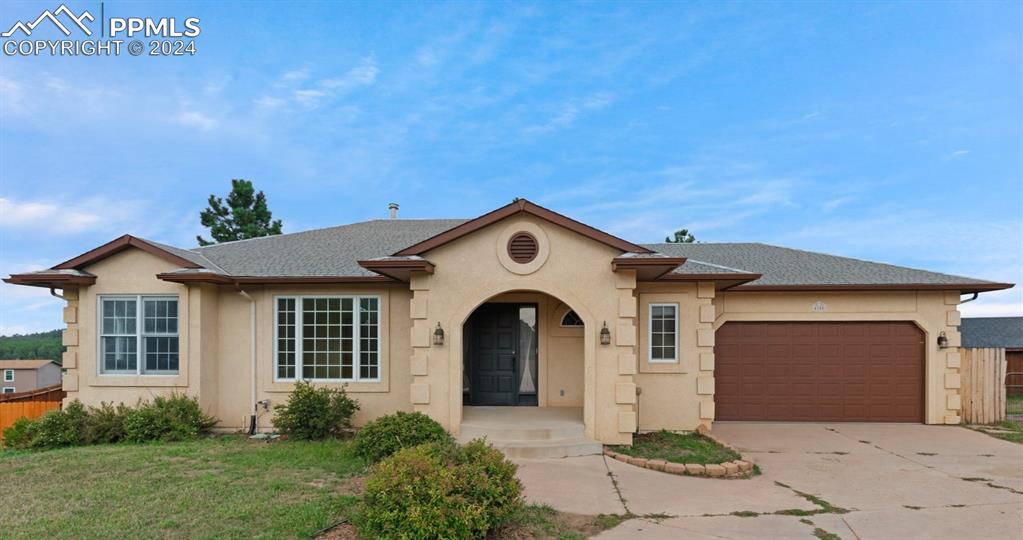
[715,322,924,422]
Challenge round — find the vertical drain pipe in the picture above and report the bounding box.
[237,287,257,435]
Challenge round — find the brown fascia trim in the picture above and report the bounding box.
[54,235,204,270]
[156,273,395,285]
[3,273,97,287]
[658,272,763,282]
[393,198,653,256]
[357,259,435,282]
[612,256,688,281]
[727,282,1016,293]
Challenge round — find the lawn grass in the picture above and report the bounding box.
[1,437,619,539]
[607,430,740,464]
[0,436,369,539]
[986,420,1023,444]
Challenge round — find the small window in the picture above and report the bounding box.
[560,310,584,327]
[649,303,678,363]
[2,387,15,394]
[3,369,12,382]
[99,295,179,375]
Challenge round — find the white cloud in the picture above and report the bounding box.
[177,110,217,131]
[0,197,101,231]
[294,89,327,108]
[524,92,615,134]
[322,58,380,91]
[254,96,286,109]
[946,149,970,159]
[280,68,310,84]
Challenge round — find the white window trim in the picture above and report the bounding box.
[648,302,679,364]
[2,387,15,393]
[97,294,180,376]
[3,369,13,382]
[273,295,382,383]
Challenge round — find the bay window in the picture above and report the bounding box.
[99,295,179,375]
[275,296,380,382]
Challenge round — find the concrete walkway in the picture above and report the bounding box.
[513,423,1023,539]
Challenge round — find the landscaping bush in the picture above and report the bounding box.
[83,402,131,444]
[352,410,451,461]
[123,395,218,443]
[272,381,360,440]
[2,396,216,450]
[27,400,88,448]
[2,417,39,449]
[355,439,523,539]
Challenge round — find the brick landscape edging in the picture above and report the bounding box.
[603,428,756,479]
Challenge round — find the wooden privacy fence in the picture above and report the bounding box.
[960,348,1006,424]
[0,384,64,441]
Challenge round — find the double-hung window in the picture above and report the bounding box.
[3,369,12,382]
[99,295,179,375]
[649,303,679,363]
[2,387,14,394]
[275,296,380,382]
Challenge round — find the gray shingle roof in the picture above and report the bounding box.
[644,243,998,287]
[961,317,1023,349]
[189,219,467,277]
[130,220,1003,289]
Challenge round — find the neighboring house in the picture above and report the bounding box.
[0,359,62,394]
[961,317,1023,396]
[4,199,1014,445]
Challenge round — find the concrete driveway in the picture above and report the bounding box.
[514,423,1023,539]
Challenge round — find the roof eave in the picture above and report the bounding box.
[393,198,653,256]
[54,235,204,270]
[357,259,436,282]
[156,273,395,285]
[3,273,97,288]
[657,272,763,290]
[611,256,687,281]
[728,282,1015,293]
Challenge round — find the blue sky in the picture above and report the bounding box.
[1,1,1021,334]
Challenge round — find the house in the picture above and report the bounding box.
[961,317,1023,397]
[0,359,62,395]
[3,199,1013,448]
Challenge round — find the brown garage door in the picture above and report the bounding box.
[715,322,924,422]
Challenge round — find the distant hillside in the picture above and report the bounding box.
[0,329,64,363]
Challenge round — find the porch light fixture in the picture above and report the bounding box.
[937,331,948,349]
[600,321,611,345]
[433,322,445,346]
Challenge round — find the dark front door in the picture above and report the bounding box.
[470,304,519,406]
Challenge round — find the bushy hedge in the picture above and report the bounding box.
[271,381,360,440]
[2,395,216,450]
[355,439,523,539]
[352,411,451,461]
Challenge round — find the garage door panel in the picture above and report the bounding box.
[715,322,923,422]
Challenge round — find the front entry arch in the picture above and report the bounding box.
[447,284,599,439]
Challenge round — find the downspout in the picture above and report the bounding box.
[49,287,65,300]
[236,285,257,435]
[959,292,979,305]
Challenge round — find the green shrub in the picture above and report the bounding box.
[352,411,451,461]
[355,440,523,539]
[123,395,217,443]
[2,417,39,449]
[83,402,131,444]
[272,381,360,440]
[28,400,88,448]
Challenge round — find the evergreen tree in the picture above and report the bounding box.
[664,228,696,243]
[197,179,283,246]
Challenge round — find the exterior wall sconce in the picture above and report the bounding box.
[600,321,611,345]
[433,322,445,346]
[937,331,948,349]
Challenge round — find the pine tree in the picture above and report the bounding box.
[664,228,696,243]
[197,179,283,246]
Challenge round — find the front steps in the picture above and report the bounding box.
[457,406,602,459]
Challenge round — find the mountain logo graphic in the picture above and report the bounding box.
[2,4,95,38]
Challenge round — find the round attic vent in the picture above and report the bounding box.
[507,232,539,264]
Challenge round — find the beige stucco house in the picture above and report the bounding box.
[5,199,1013,450]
